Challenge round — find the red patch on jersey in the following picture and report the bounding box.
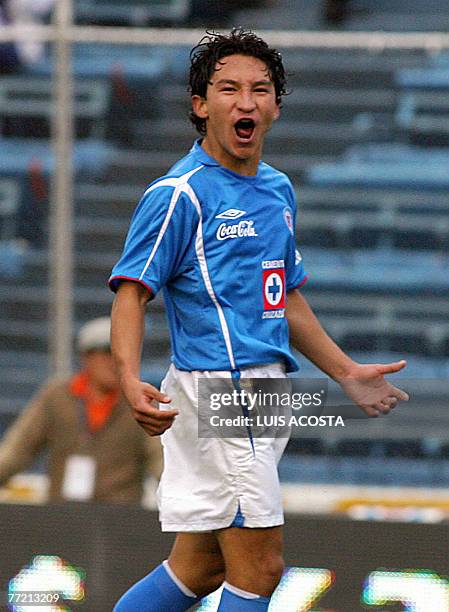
[263,269,285,310]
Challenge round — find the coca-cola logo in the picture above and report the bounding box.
[216,220,258,241]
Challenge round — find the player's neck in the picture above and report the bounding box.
[200,138,261,177]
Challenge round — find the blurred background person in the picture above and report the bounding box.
[7,0,55,67]
[0,317,162,504]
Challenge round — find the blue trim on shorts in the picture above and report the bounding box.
[231,369,255,455]
[230,503,245,528]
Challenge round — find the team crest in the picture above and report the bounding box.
[262,265,285,319]
[283,207,294,235]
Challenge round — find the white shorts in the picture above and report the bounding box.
[157,363,289,532]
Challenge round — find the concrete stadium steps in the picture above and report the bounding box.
[73,183,449,257]
[302,290,449,357]
[130,64,406,163]
[284,376,449,441]
[302,248,449,294]
[160,51,427,99]
[298,208,449,250]
[279,456,449,487]
[236,0,449,32]
[0,319,49,353]
[103,148,334,185]
[3,35,449,419]
[297,185,449,214]
[75,183,142,218]
[103,149,181,186]
[134,117,359,157]
[75,182,449,222]
[280,88,397,122]
[353,0,449,12]
[0,284,113,321]
[282,55,423,90]
[0,278,166,320]
[7,249,111,289]
[345,12,449,32]
[75,217,129,253]
[0,314,170,365]
[138,84,397,126]
[74,253,119,287]
[313,316,449,358]
[304,291,449,326]
[0,349,49,400]
[0,366,47,408]
[0,349,48,370]
[296,185,449,246]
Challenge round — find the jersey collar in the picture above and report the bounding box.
[190,138,263,181]
[190,139,220,166]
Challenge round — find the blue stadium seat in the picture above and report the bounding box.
[27,44,169,83]
[0,179,19,241]
[432,51,449,66]
[345,143,449,164]
[75,0,189,26]
[0,77,110,139]
[0,138,117,244]
[0,138,116,178]
[307,160,449,190]
[286,438,325,456]
[278,454,441,486]
[303,248,449,292]
[396,67,449,90]
[383,440,426,459]
[0,239,27,278]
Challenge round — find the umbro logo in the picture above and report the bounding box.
[215,208,246,220]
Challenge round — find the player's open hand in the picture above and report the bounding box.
[337,360,409,418]
[120,375,178,436]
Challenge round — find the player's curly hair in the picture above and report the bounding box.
[188,28,288,135]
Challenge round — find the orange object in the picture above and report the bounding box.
[70,371,119,432]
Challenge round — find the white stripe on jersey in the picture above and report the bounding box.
[138,166,203,282]
[183,182,237,371]
[139,167,237,371]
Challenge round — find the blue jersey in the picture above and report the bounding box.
[109,140,308,373]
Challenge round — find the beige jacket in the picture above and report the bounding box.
[0,377,163,503]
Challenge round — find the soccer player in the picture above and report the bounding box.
[109,28,409,611]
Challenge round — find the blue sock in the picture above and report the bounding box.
[217,583,271,611]
[113,560,200,611]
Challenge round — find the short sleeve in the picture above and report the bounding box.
[109,184,199,296]
[285,184,308,291]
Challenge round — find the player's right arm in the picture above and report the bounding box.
[111,281,178,436]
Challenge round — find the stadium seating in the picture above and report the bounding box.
[1,3,448,483]
[0,138,117,219]
[307,157,449,190]
[0,179,20,241]
[396,67,449,90]
[75,0,190,26]
[0,77,110,139]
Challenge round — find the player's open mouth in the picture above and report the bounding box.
[234,118,255,140]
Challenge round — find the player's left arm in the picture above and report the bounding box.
[286,288,409,417]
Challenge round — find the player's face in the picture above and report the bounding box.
[192,54,280,175]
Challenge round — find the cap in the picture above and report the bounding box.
[77,317,111,353]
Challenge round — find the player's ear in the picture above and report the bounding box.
[273,102,280,121]
[191,95,209,120]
